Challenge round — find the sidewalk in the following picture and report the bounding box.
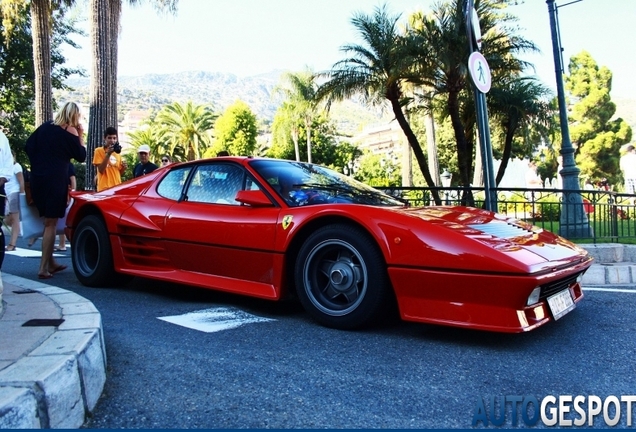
[0,273,106,429]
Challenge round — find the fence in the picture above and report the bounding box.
[377,186,636,243]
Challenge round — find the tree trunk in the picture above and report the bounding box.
[495,121,516,186]
[108,0,120,129]
[387,86,441,205]
[88,0,118,190]
[30,0,53,126]
[305,119,312,164]
[88,0,110,190]
[472,135,483,187]
[448,90,474,206]
[424,111,438,186]
[401,136,412,187]
[291,128,300,161]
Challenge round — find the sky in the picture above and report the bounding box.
[63,0,636,99]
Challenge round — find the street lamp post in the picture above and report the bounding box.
[440,169,452,205]
[546,0,592,238]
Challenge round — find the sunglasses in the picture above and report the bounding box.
[161,159,169,163]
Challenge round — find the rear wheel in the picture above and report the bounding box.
[295,224,392,329]
[72,215,128,287]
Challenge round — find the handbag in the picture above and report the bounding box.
[24,181,35,206]
[19,193,70,239]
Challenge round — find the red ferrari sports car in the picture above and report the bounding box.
[66,157,593,332]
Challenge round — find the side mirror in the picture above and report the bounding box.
[235,189,274,207]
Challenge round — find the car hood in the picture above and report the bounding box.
[383,205,590,273]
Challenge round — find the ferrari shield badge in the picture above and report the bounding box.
[282,215,293,230]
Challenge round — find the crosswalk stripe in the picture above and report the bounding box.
[158,307,275,333]
[583,287,636,293]
[4,249,66,258]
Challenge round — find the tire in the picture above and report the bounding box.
[295,224,392,330]
[72,215,126,287]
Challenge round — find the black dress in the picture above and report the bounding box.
[25,121,86,218]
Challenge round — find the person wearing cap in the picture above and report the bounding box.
[133,144,158,178]
[93,126,126,191]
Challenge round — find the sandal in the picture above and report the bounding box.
[50,264,68,274]
[54,247,67,252]
[5,244,16,251]
[38,273,54,280]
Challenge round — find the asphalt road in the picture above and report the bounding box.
[3,237,636,429]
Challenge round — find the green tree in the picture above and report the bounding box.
[271,101,301,161]
[155,100,217,161]
[212,100,258,156]
[354,150,401,187]
[488,76,553,185]
[317,5,441,203]
[127,127,159,161]
[0,3,81,163]
[275,69,321,163]
[268,111,353,169]
[408,0,537,201]
[1,0,78,126]
[566,51,632,186]
[268,105,297,160]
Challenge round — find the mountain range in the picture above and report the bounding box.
[57,70,389,135]
[57,70,636,137]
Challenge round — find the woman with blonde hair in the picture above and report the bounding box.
[25,102,87,279]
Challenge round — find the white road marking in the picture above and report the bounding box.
[583,287,636,293]
[5,249,65,258]
[157,307,275,333]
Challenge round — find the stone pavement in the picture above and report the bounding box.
[0,243,633,429]
[579,243,636,286]
[0,273,105,429]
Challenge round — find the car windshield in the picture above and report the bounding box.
[249,159,406,207]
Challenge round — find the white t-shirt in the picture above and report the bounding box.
[620,152,636,179]
[5,162,22,195]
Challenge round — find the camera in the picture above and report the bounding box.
[112,142,122,154]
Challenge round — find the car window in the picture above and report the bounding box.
[185,164,246,205]
[156,166,193,201]
[249,159,405,207]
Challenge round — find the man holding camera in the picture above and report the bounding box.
[93,126,126,192]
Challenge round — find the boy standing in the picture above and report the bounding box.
[93,127,126,192]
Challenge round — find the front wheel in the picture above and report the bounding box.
[295,224,392,329]
[72,215,128,287]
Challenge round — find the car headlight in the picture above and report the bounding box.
[526,287,541,306]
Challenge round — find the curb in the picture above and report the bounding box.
[0,274,106,429]
[579,244,636,286]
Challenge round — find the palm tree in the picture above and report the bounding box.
[317,5,441,204]
[277,101,302,161]
[1,0,75,125]
[275,70,320,163]
[127,127,159,158]
[155,101,217,161]
[86,0,178,190]
[408,0,537,201]
[488,76,552,185]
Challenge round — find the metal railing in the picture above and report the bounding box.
[377,185,636,243]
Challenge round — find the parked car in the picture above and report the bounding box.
[66,157,593,332]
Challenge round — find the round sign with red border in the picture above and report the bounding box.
[468,51,491,93]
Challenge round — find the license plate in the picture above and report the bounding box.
[547,289,575,320]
